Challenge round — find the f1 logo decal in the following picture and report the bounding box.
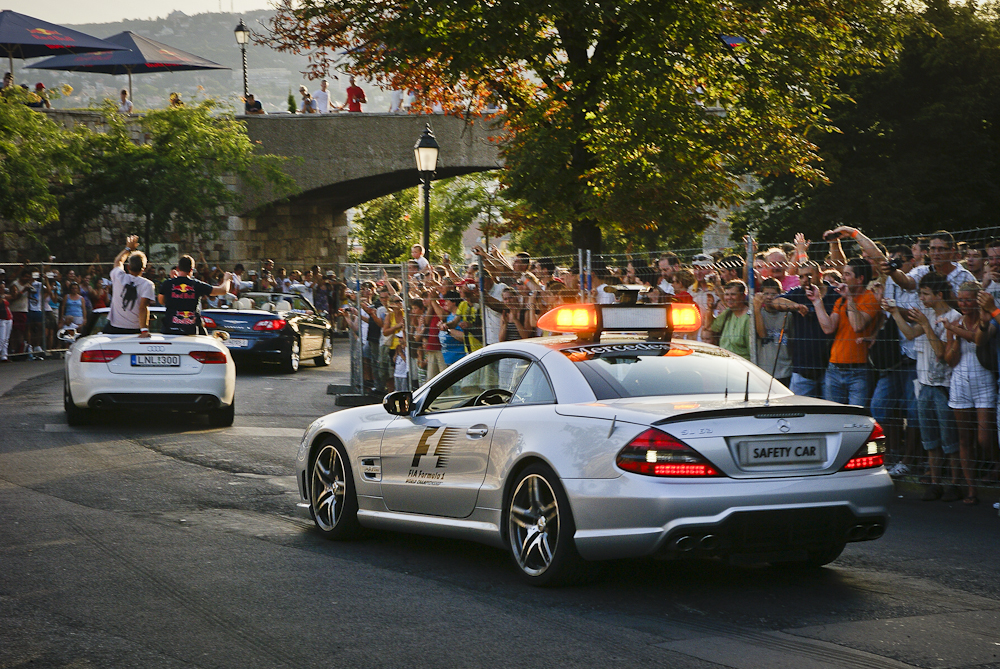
[411,426,456,468]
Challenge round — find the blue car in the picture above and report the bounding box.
[203,292,333,373]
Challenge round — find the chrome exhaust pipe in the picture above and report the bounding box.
[846,524,866,541]
[699,534,720,551]
[865,523,885,540]
[674,535,694,552]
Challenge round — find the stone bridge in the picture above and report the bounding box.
[28,109,501,270]
[238,113,502,270]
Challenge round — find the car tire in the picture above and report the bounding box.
[281,337,300,374]
[64,380,90,426]
[314,334,332,367]
[310,440,361,540]
[208,398,235,427]
[505,463,595,587]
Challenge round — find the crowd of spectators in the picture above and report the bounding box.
[4,227,1000,499]
[334,232,1000,503]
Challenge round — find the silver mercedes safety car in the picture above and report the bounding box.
[295,301,892,586]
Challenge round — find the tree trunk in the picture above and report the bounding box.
[571,217,602,255]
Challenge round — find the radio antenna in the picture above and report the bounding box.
[743,371,750,403]
[764,316,788,406]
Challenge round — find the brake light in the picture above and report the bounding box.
[253,318,286,331]
[81,349,121,363]
[616,428,722,477]
[842,423,886,470]
[201,315,216,329]
[189,351,228,364]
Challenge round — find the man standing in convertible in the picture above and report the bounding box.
[158,255,232,335]
[108,236,157,338]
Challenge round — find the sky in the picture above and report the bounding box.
[3,1,275,25]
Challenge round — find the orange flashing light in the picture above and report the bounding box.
[670,303,702,333]
[537,304,598,333]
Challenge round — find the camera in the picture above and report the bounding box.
[888,257,905,272]
[823,231,841,242]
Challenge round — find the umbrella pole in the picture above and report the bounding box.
[128,70,132,102]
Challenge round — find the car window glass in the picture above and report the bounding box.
[509,363,556,405]
[425,356,532,413]
[574,346,775,398]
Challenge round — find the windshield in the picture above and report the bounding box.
[567,343,780,399]
[239,293,315,314]
[86,311,165,336]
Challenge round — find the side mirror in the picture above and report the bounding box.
[383,391,413,416]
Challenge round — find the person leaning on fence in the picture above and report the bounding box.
[381,293,406,393]
[809,256,880,406]
[703,280,751,360]
[0,279,11,362]
[941,281,995,505]
[975,289,1000,482]
[436,290,466,366]
[754,277,793,387]
[888,271,962,501]
[872,244,921,477]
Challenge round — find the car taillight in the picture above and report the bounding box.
[841,423,886,470]
[616,428,722,477]
[81,349,121,363]
[189,351,227,364]
[201,315,216,328]
[253,318,286,331]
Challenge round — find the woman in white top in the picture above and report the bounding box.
[943,281,995,505]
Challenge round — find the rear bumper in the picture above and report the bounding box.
[564,468,893,561]
[87,393,223,411]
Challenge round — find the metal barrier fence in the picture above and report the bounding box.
[6,228,1000,494]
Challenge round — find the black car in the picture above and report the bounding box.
[202,292,333,373]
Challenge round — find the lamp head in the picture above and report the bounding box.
[234,18,250,46]
[413,124,440,173]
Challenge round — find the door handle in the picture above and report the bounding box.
[466,425,489,438]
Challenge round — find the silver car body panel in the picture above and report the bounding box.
[295,336,893,561]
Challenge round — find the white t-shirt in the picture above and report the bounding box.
[594,282,617,304]
[483,282,508,345]
[413,256,430,271]
[915,307,961,387]
[313,88,330,113]
[109,266,156,330]
[908,264,976,300]
[118,99,133,114]
[883,276,920,360]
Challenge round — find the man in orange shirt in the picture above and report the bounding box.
[808,257,880,405]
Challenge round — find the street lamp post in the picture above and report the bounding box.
[234,18,249,102]
[413,124,440,258]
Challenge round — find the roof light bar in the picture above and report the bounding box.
[536,302,701,340]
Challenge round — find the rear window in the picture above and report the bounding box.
[567,343,778,399]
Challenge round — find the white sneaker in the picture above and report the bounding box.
[888,463,910,476]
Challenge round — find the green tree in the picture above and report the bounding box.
[63,100,296,249]
[0,89,79,230]
[353,188,419,264]
[732,0,1000,243]
[268,0,904,252]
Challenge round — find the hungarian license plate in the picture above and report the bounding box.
[739,439,824,466]
[131,354,181,367]
[224,338,249,348]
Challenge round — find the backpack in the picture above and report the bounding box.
[868,312,903,372]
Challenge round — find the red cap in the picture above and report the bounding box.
[35,82,44,90]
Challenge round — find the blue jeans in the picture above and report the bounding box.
[823,364,870,406]
[871,364,919,426]
[917,384,958,454]
[790,371,825,398]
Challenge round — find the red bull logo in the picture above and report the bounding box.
[173,311,196,325]
[29,28,73,43]
[172,283,194,297]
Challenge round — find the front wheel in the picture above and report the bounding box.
[310,440,361,540]
[281,337,300,374]
[314,334,332,367]
[505,464,594,586]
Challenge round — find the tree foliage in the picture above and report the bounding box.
[63,100,296,248]
[352,187,419,264]
[732,0,1000,243]
[0,89,80,229]
[268,0,905,251]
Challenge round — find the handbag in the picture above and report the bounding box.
[868,312,903,372]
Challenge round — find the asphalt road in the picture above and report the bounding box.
[1,344,999,669]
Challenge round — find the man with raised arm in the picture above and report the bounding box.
[107,236,156,338]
